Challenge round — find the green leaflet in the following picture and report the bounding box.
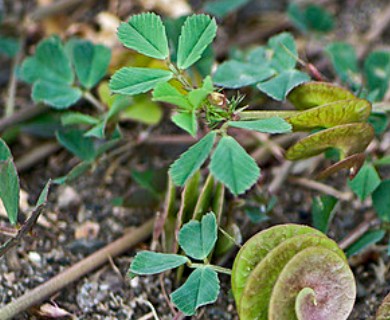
[109,67,173,95]
[70,39,111,89]
[170,132,216,186]
[372,180,390,222]
[229,117,292,134]
[129,251,188,275]
[118,12,169,60]
[177,14,217,70]
[20,36,73,84]
[348,163,381,201]
[312,195,338,233]
[178,212,218,260]
[213,60,274,88]
[171,112,198,137]
[210,136,260,195]
[32,80,82,109]
[171,267,220,315]
[0,139,20,225]
[268,32,297,72]
[345,230,386,257]
[257,70,310,101]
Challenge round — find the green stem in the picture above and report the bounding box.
[84,91,105,112]
[237,110,298,120]
[188,262,232,275]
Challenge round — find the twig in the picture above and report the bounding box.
[0,105,48,133]
[338,214,380,250]
[15,142,61,172]
[0,218,155,319]
[5,37,24,117]
[28,0,95,21]
[288,177,353,201]
[268,161,294,194]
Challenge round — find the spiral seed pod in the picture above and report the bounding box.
[376,292,390,320]
[232,224,356,320]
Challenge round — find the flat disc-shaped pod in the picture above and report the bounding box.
[238,234,346,320]
[316,153,365,180]
[288,82,356,110]
[286,99,371,131]
[285,123,374,161]
[269,247,356,320]
[231,224,324,308]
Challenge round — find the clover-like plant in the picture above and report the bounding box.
[129,212,231,316]
[231,224,356,320]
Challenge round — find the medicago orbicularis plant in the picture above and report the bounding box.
[109,12,374,196]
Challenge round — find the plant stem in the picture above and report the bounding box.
[188,262,232,275]
[237,110,297,120]
[83,91,105,112]
[0,218,155,319]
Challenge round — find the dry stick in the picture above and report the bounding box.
[0,105,48,133]
[28,0,95,21]
[288,177,353,201]
[338,214,380,250]
[15,142,61,172]
[5,37,24,117]
[0,218,155,320]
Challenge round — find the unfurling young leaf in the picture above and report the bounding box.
[129,251,188,275]
[109,67,173,95]
[178,212,218,260]
[171,267,220,315]
[177,14,217,70]
[170,132,216,186]
[210,136,260,195]
[117,12,169,60]
[0,139,20,225]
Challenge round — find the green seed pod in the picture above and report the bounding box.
[232,224,356,320]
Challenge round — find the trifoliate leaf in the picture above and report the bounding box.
[152,82,192,110]
[0,139,20,225]
[20,36,73,84]
[304,4,334,32]
[172,112,198,137]
[257,70,310,101]
[70,39,111,89]
[178,212,218,260]
[32,80,82,109]
[372,180,390,222]
[177,14,217,70]
[348,163,381,201]
[129,251,189,275]
[118,12,169,60]
[110,67,173,95]
[213,60,274,88]
[229,117,292,134]
[170,132,216,186]
[171,267,220,316]
[210,136,260,195]
[268,32,297,72]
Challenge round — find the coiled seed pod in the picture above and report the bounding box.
[232,224,356,320]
